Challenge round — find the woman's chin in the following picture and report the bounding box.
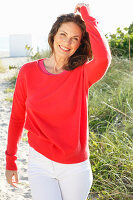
[55,51,71,59]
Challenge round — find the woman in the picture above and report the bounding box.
[5,3,112,200]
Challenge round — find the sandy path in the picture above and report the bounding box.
[0,58,32,199]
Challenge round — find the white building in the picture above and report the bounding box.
[9,34,32,57]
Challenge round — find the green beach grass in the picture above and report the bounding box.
[0,59,6,73]
[88,56,133,199]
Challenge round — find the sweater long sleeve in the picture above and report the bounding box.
[5,66,27,170]
[5,6,112,170]
[81,6,112,89]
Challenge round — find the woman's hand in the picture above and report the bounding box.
[5,170,18,188]
[74,3,91,15]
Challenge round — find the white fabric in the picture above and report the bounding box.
[28,146,93,200]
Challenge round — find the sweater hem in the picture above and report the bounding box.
[27,131,90,164]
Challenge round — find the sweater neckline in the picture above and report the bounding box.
[36,58,68,76]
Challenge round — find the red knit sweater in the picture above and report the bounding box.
[5,6,112,170]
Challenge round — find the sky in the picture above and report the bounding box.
[0,0,133,50]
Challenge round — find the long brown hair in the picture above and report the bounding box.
[48,13,92,71]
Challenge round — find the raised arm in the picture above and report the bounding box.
[75,3,112,88]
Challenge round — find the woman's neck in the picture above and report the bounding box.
[50,54,68,70]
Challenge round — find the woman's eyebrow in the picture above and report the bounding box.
[60,30,80,38]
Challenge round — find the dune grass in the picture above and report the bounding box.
[0,59,6,73]
[88,56,133,199]
[4,72,18,102]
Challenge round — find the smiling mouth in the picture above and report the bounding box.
[59,45,70,52]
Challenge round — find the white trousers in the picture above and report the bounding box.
[28,146,93,200]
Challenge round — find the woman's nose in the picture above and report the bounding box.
[63,38,71,45]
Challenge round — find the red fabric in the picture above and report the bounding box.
[5,6,112,170]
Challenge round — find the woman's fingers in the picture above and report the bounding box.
[5,170,18,187]
[74,3,90,14]
[74,5,80,13]
[74,4,82,13]
[14,171,18,184]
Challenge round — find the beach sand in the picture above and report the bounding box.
[0,56,32,199]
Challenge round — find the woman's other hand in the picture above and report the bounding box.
[74,3,91,15]
[5,170,18,187]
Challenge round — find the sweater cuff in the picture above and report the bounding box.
[80,6,99,25]
[5,150,18,170]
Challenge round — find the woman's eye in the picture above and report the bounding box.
[73,38,78,41]
[60,33,65,36]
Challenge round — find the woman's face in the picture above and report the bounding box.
[53,22,82,59]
